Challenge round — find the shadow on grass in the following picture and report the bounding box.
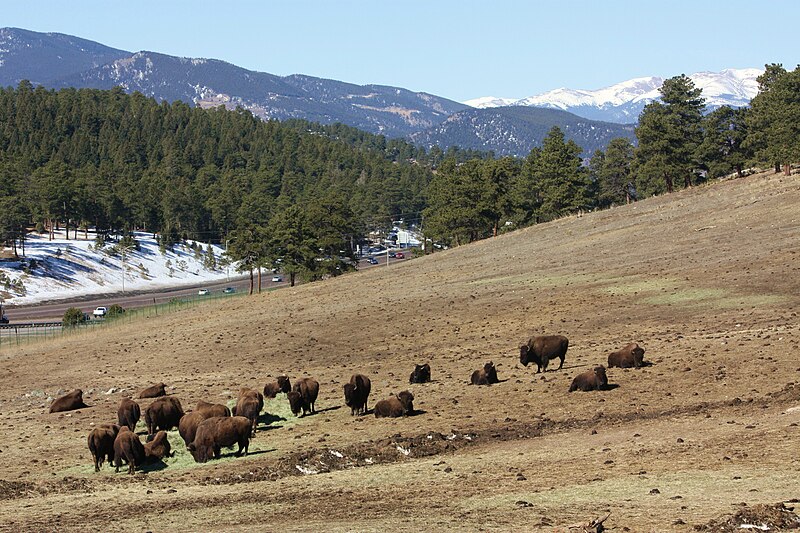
[258,411,286,429]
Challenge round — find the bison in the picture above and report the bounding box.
[471,361,499,385]
[374,390,415,418]
[519,335,569,373]
[187,416,251,463]
[178,411,211,447]
[144,396,184,435]
[569,365,609,392]
[409,364,431,384]
[144,430,172,461]
[232,388,264,436]
[138,383,167,399]
[195,400,231,418]
[113,426,145,474]
[117,397,141,431]
[607,342,645,368]
[263,376,291,398]
[287,377,319,417]
[343,374,371,416]
[87,423,120,472]
[49,389,89,413]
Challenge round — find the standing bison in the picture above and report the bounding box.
[374,391,415,418]
[113,426,145,474]
[144,396,185,435]
[607,342,646,368]
[519,335,569,373]
[287,377,319,417]
[263,376,291,398]
[409,364,431,384]
[117,397,141,431]
[343,374,371,415]
[569,365,609,392]
[232,388,264,436]
[49,389,89,413]
[471,361,499,385]
[179,411,211,447]
[188,416,251,463]
[87,424,120,472]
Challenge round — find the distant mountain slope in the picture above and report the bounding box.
[410,106,636,157]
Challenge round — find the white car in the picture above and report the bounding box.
[93,306,107,318]
[198,288,210,296]
[272,276,283,283]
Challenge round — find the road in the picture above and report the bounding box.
[2,254,406,322]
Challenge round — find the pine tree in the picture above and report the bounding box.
[698,106,750,178]
[591,137,635,208]
[532,127,591,222]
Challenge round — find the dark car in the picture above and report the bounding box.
[366,257,379,265]
[222,287,236,294]
[0,314,8,324]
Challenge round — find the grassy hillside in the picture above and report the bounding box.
[1,170,798,531]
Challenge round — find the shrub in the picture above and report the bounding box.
[62,307,87,328]
[107,304,125,318]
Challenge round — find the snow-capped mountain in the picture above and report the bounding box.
[462,96,520,109]
[465,69,763,123]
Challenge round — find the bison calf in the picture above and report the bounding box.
[138,383,167,399]
[117,397,141,431]
[113,426,145,474]
[409,364,431,384]
[569,365,609,392]
[49,389,89,413]
[232,388,264,436]
[607,342,645,368]
[87,424,120,472]
[144,430,172,461]
[519,335,569,373]
[188,416,251,463]
[263,375,291,398]
[344,374,371,415]
[287,377,319,417]
[144,396,185,435]
[471,361,499,385]
[374,391,415,418]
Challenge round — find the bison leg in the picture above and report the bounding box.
[557,356,564,370]
[213,446,221,459]
[93,455,100,473]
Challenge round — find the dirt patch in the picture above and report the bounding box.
[694,502,800,531]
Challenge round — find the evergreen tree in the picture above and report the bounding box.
[531,127,591,222]
[591,137,635,208]
[266,205,319,287]
[698,106,750,178]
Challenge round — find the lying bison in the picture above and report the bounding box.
[344,374,371,415]
[374,391,415,418]
[49,389,89,413]
[195,400,231,418]
[569,365,609,392]
[114,426,145,474]
[144,430,172,461]
[471,361,499,385]
[188,416,251,463]
[144,396,184,435]
[138,383,167,399]
[607,342,646,368]
[87,424,120,472]
[287,377,319,417]
[520,335,569,373]
[409,364,431,384]
[232,388,264,436]
[117,397,141,431]
[263,376,291,398]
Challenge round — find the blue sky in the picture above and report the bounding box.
[4,0,798,102]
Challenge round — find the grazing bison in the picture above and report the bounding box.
[232,388,264,436]
[113,426,145,474]
[374,391,415,418]
[138,383,167,399]
[179,411,212,446]
[409,364,431,384]
[49,389,89,413]
[519,335,569,373]
[607,342,646,369]
[569,365,609,392]
[117,397,141,431]
[287,377,319,417]
[343,374,371,416]
[87,424,120,472]
[196,400,231,418]
[471,361,499,385]
[144,430,172,461]
[188,416,251,463]
[144,396,185,435]
[263,376,291,398]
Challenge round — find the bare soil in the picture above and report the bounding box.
[0,170,799,532]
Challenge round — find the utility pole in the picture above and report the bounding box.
[121,244,125,293]
[225,239,230,282]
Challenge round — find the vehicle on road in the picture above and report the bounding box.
[395,252,405,259]
[388,251,397,258]
[222,287,236,294]
[0,314,8,324]
[198,288,210,296]
[93,306,108,318]
[366,257,379,265]
[271,276,283,283]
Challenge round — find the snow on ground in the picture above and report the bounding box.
[0,230,232,305]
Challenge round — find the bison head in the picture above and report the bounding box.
[632,345,645,366]
[287,391,303,416]
[277,375,291,394]
[397,391,414,414]
[343,383,356,407]
[519,345,530,366]
[593,366,609,389]
[187,442,211,463]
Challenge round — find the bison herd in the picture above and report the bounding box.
[49,335,646,475]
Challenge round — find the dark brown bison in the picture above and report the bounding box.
[117,397,141,431]
[144,430,172,461]
[471,361,499,385]
[188,416,251,463]
[263,376,291,398]
[195,400,231,418]
[607,342,646,368]
[287,377,319,417]
[409,364,431,384]
[144,396,185,435]
[232,388,264,436]
[569,365,609,392]
[178,411,211,447]
[49,389,89,413]
[519,335,569,373]
[113,426,145,474]
[138,383,167,399]
[374,390,415,418]
[343,374,371,415]
[87,424,120,472]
